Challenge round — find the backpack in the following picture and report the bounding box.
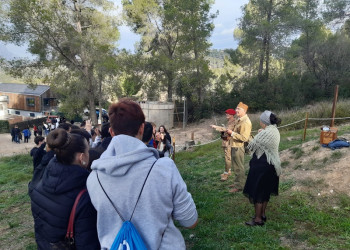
[96,160,158,250]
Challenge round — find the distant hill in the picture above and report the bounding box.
[0,68,23,83]
[0,43,16,60]
[206,49,229,69]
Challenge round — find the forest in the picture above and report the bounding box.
[1,0,350,123]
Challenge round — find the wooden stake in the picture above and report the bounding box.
[303,112,309,141]
[191,132,194,141]
[330,85,339,127]
[172,137,175,161]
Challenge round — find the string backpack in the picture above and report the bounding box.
[96,160,157,250]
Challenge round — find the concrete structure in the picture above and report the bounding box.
[139,101,174,129]
[0,95,8,119]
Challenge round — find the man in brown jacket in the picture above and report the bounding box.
[220,109,236,181]
[210,109,236,181]
[226,102,252,193]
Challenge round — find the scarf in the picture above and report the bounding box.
[247,125,281,176]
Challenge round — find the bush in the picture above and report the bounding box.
[10,117,47,131]
[0,120,9,133]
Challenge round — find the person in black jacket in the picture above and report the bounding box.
[30,136,46,169]
[28,148,55,196]
[30,128,100,250]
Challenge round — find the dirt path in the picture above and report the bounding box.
[0,133,36,157]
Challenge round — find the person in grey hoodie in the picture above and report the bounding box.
[87,98,198,250]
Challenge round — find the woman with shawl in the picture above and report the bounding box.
[243,110,281,226]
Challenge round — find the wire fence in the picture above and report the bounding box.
[174,116,350,150]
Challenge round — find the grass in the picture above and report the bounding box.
[0,155,36,249]
[1,123,350,249]
[176,125,350,249]
[176,139,350,249]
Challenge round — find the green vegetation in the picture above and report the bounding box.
[1,124,349,249]
[0,120,9,133]
[176,139,350,249]
[0,154,35,249]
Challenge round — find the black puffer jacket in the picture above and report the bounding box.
[28,150,55,195]
[30,142,47,170]
[30,157,100,250]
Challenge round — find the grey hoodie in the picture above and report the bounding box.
[87,135,198,250]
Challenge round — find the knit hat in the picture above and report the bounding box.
[225,109,236,115]
[260,110,272,125]
[237,102,248,112]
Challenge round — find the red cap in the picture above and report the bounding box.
[225,109,236,115]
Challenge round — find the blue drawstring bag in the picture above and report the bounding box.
[110,221,147,250]
[96,160,158,250]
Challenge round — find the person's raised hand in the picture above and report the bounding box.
[85,119,92,132]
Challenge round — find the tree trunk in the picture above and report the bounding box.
[258,40,266,83]
[97,73,103,124]
[86,67,98,125]
[167,72,173,101]
[265,34,270,81]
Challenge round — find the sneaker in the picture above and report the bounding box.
[220,173,228,181]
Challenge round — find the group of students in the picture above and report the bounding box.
[10,116,67,144]
[28,99,197,250]
[11,125,31,143]
[143,123,173,158]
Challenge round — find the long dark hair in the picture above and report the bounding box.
[46,128,87,165]
[158,125,168,134]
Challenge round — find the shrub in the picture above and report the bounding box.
[0,120,9,133]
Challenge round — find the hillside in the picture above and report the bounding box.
[206,49,229,69]
[280,133,350,197]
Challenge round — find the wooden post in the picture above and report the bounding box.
[172,137,175,161]
[330,85,339,127]
[191,132,194,141]
[303,112,309,141]
[174,100,180,125]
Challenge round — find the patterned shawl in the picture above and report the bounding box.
[247,125,281,176]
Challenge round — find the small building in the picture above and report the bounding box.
[0,83,57,118]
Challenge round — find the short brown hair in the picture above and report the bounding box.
[108,98,145,137]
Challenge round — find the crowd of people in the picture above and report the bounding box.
[10,116,67,144]
[27,99,191,250]
[23,98,282,249]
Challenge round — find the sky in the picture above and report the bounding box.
[117,0,249,51]
[0,0,249,58]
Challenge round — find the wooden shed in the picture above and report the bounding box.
[0,83,57,118]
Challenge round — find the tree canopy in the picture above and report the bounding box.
[1,0,350,122]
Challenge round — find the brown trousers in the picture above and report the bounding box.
[223,146,231,173]
[231,146,245,189]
